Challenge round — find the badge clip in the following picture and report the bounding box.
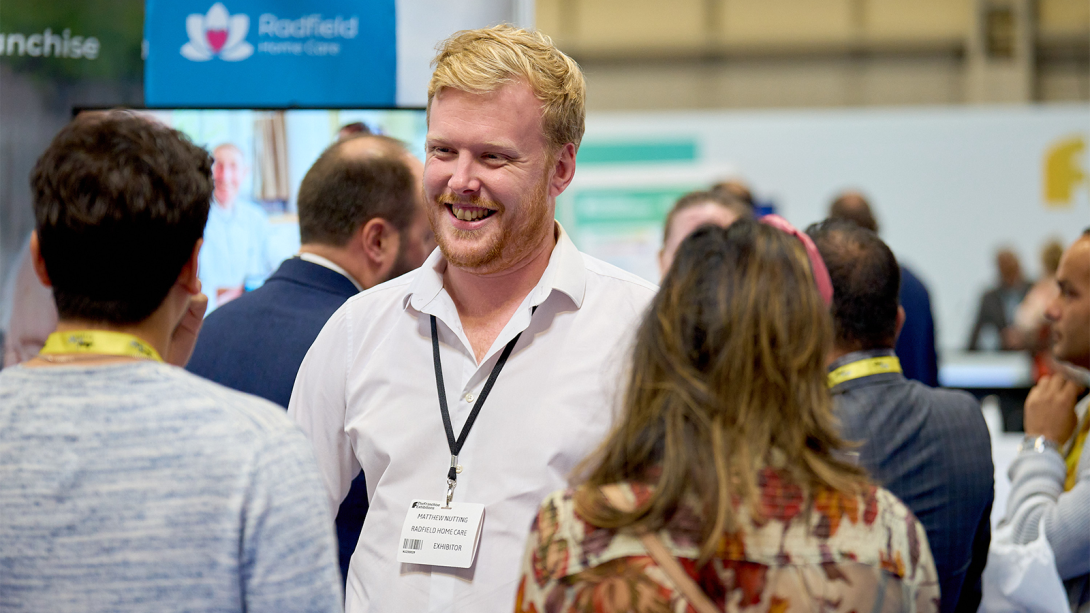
[444,454,458,508]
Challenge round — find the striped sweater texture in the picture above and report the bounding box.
[0,362,342,612]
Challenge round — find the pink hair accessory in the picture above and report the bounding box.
[758,214,834,306]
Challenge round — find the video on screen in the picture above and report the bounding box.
[133,108,427,312]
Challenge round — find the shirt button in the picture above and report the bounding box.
[464,393,474,403]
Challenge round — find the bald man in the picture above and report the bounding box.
[187,134,434,583]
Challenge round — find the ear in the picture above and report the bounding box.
[29,231,52,288]
[893,305,906,343]
[176,239,202,295]
[359,217,400,266]
[548,142,578,198]
[657,248,668,280]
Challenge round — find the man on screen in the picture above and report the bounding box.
[199,143,272,310]
[288,25,657,612]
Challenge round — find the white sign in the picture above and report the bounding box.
[396,500,485,568]
[570,104,1090,352]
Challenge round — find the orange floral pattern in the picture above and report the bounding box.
[515,470,940,613]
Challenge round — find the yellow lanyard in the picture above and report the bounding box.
[828,356,902,388]
[40,330,163,363]
[1065,416,1089,492]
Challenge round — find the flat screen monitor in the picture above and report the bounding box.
[81,107,428,312]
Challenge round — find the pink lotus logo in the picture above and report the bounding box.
[181,3,253,61]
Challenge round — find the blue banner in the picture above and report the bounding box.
[145,0,396,106]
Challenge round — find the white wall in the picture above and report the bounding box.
[396,0,534,107]
[566,104,1090,354]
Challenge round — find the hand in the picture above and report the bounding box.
[166,292,208,367]
[1024,374,1086,445]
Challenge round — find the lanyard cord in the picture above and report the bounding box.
[431,307,535,504]
[40,330,164,363]
[827,355,902,388]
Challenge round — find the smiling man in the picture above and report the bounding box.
[1003,229,1090,611]
[288,25,657,612]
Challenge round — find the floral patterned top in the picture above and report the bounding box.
[515,468,940,613]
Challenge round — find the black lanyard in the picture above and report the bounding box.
[430,308,533,505]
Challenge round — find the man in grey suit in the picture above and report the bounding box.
[808,219,994,613]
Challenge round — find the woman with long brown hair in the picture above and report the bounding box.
[515,220,939,613]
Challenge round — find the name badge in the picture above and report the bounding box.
[396,499,485,568]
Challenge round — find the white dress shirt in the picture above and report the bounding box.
[288,224,657,613]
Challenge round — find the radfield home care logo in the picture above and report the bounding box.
[181,2,360,61]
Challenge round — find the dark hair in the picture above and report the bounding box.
[662,189,752,243]
[338,122,372,138]
[576,220,866,561]
[31,112,213,324]
[806,218,901,350]
[297,135,417,246]
[829,191,879,233]
[709,180,755,209]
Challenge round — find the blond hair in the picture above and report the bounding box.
[428,24,586,152]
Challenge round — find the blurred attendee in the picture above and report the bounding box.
[518,221,939,612]
[199,142,272,310]
[0,112,341,611]
[710,177,756,212]
[829,190,939,386]
[659,189,752,277]
[829,190,880,231]
[186,134,434,583]
[809,219,993,613]
[968,248,1030,351]
[338,121,372,141]
[288,25,657,613]
[1015,239,1065,376]
[2,235,57,367]
[1003,229,1090,611]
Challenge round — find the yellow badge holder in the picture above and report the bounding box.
[40,330,164,363]
[828,356,902,388]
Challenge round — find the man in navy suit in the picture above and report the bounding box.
[809,219,994,613]
[829,191,940,386]
[187,134,434,583]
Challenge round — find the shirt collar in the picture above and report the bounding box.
[297,252,364,291]
[406,221,587,315]
[827,347,898,374]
